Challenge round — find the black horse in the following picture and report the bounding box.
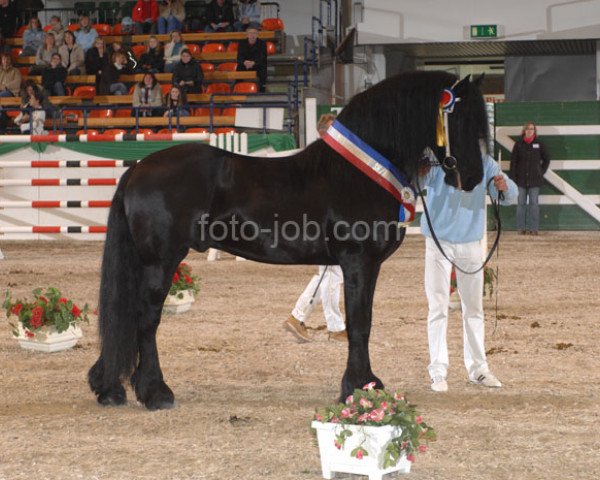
[89,71,489,410]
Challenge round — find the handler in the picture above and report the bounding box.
[420,150,517,392]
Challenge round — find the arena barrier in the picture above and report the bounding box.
[0,133,248,239]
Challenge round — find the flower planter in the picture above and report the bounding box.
[163,289,195,314]
[311,421,411,480]
[16,324,83,353]
[448,292,461,311]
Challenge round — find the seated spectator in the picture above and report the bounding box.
[163,84,189,117]
[85,37,108,88]
[158,0,185,35]
[234,0,261,32]
[19,78,52,116]
[236,26,266,92]
[14,90,46,135]
[41,53,67,96]
[98,52,131,95]
[109,41,137,71]
[47,15,65,47]
[59,30,85,75]
[204,0,234,33]
[163,30,187,73]
[132,72,163,117]
[0,53,21,97]
[22,17,44,56]
[133,0,159,35]
[0,0,17,42]
[172,48,203,94]
[31,32,58,75]
[137,36,164,73]
[74,15,98,53]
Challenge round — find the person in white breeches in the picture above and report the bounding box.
[420,153,518,392]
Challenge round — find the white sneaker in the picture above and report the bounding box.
[431,376,448,392]
[207,249,221,261]
[470,371,502,388]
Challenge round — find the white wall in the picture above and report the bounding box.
[356,0,600,44]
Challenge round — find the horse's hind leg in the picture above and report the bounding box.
[130,261,182,410]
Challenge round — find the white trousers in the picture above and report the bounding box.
[424,237,489,381]
[292,265,345,332]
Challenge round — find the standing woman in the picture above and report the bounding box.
[31,32,58,75]
[21,17,44,56]
[509,122,551,235]
[59,30,85,75]
[158,0,186,35]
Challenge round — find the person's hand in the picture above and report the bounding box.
[179,80,185,86]
[211,23,217,29]
[244,60,254,69]
[493,174,508,192]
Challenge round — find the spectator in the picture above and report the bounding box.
[234,0,261,32]
[47,15,65,47]
[31,31,58,75]
[98,51,130,95]
[85,37,108,89]
[74,15,98,53]
[108,41,137,71]
[0,53,21,97]
[158,0,185,35]
[59,30,85,75]
[132,72,163,117]
[236,25,266,92]
[20,78,52,116]
[0,0,17,42]
[163,84,189,117]
[204,0,234,33]
[41,52,67,96]
[132,0,159,35]
[509,121,551,236]
[172,48,203,94]
[22,16,44,56]
[163,30,187,73]
[14,89,46,134]
[137,35,164,73]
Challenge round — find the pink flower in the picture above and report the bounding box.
[394,392,405,401]
[415,416,422,425]
[380,401,388,410]
[359,398,373,409]
[340,408,353,419]
[419,445,427,453]
[330,416,340,424]
[314,414,323,422]
[407,454,415,462]
[356,450,364,460]
[362,382,377,390]
[334,441,342,450]
[369,408,385,422]
[357,413,369,423]
[345,395,353,405]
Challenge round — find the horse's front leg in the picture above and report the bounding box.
[339,259,383,401]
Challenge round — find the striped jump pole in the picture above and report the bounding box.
[0,226,107,234]
[0,132,210,143]
[0,160,138,168]
[0,178,118,187]
[0,201,112,208]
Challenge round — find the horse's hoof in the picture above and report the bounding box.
[97,385,127,407]
[142,383,176,411]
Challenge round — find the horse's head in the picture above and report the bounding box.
[443,74,488,191]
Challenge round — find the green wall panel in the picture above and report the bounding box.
[495,102,600,126]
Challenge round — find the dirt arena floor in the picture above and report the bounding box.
[0,232,599,480]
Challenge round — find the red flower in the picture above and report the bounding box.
[71,304,82,317]
[25,330,34,338]
[184,275,192,284]
[407,454,415,462]
[173,272,180,283]
[58,297,68,304]
[415,416,422,425]
[11,303,23,315]
[30,306,44,329]
[356,449,364,460]
[39,296,48,303]
[418,445,427,453]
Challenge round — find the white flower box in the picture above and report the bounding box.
[163,289,195,314]
[311,421,411,480]
[16,324,83,353]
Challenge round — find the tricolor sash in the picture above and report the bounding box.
[323,119,416,225]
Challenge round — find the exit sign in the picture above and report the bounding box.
[470,24,498,38]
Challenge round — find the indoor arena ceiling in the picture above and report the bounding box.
[385,39,597,59]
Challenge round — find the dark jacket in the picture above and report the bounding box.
[85,47,109,77]
[205,0,235,26]
[0,0,17,38]
[138,47,164,73]
[98,63,131,95]
[237,37,267,90]
[41,65,67,91]
[172,59,203,93]
[509,137,551,188]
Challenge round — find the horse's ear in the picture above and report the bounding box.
[453,74,471,93]
[472,73,485,87]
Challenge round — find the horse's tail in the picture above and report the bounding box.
[89,164,140,403]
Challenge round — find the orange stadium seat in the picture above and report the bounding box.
[221,107,236,117]
[76,129,99,136]
[10,48,22,61]
[63,109,83,121]
[266,41,276,56]
[90,109,114,118]
[73,85,96,99]
[115,108,132,117]
[131,45,146,58]
[160,84,172,95]
[187,44,201,55]
[93,24,112,35]
[202,43,225,53]
[43,25,52,32]
[205,83,231,94]
[200,63,215,72]
[67,24,80,32]
[214,127,236,134]
[112,24,123,35]
[103,128,127,135]
[261,18,284,31]
[16,25,28,36]
[186,127,209,133]
[226,42,238,52]
[194,107,221,116]
[233,82,258,93]
[217,62,237,72]
[130,128,154,135]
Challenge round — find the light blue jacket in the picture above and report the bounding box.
[74,28,98,53]
[23,28,44,53]
[238,3,261,24]
[419,154,517,244]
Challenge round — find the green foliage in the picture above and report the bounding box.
[313,383,436,468]
[4,287,89,338]
[450,266,497,299]
[168,263,200,297]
